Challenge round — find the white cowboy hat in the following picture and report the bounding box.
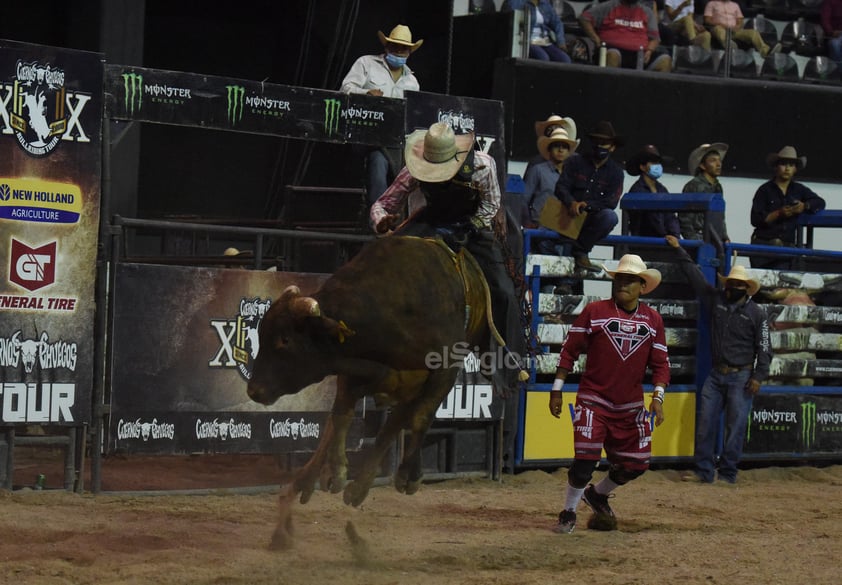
[378,25,424,53]
[534,115,577,140]
[537,126,579,160]
[717,265,760,297]
[404,122,475,183]
[766,145,806,170]
[688,142,728,175]
[604,254,662,294]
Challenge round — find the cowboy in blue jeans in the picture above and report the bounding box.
[666,235,772,483]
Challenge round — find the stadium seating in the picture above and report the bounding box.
[781,18,825,56]
[802,55,842,84]
[760,51,802,81]
[673,45,717,75]
[726,48,760,78]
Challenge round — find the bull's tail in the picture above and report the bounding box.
[459,249,530,384]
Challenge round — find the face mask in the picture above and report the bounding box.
[385,53,407,69]
[646,163,663,180]
[593,146,611,161]
[724,287,747,303]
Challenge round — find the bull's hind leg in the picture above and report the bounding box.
[394,370,457,495]
[343,369,454,507]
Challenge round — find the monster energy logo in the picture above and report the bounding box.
[324,98,341,136]
[122,72,143,115]
[226,85,245,125]
[802,401,817,450]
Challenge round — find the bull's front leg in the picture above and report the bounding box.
[318,379,356,494]
[269,482,298,550]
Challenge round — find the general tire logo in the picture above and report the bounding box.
[226,85,244,125]
[122,72,143,114]
[10,239,57,292]
[324,98,341,136]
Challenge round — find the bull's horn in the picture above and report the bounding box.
[291,296,320,318]
[280,285,301,301]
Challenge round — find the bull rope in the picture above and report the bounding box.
[420,237,529,383]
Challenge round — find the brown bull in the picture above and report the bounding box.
[247,235,515,549]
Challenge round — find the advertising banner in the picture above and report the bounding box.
[404,90,506,189]
[104,65,405,147]
[0,40,103,425]
[108,263,335,454]
[109,260,506,455]
[745,393,842,455]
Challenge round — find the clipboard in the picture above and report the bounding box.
[538,197,587,240]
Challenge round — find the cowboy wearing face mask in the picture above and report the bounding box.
[340,25,423,206]
[625,144,681,240]
[553,121,624,271]
[665,235,772,485]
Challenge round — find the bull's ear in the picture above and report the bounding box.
[290,296,320,319]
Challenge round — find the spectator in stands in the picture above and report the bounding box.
[579,0,673,72]
[505,0,572,63]
[679,142,730,252]
[523,120,579,228]
[340,25,423,206]
[665,235,772,484]
[626,145,681,239]
[703,0,781,56]
[664,0,712,49]
[554,120,624,271]
[749,146,827,269]
[525,114,576,176]
[821,0,842,72]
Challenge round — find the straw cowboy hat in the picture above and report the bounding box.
[587,120,624,146]
[604,254,662,294]
[537,126,579,159]
[405,122,475,183]
[717,265,760,297]
[766,146,806,170]
[688,142,728,175]
[534,115,577,139]
[378,25,424,52]
[625,144,665,176]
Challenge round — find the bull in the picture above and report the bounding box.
[247,235,523,549]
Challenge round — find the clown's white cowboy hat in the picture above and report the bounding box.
[537,126,579,160]
[534,115,577,140]
[688,142,728,175]
[405,122,475,183]
[378,25,424,52]
[603,254,662,294]
[717,265,760,297]
[766,145,806,170]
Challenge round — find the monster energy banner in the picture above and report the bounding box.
[404,91,505,189]
[744,393,842,455]
[0,40,103,425]
[105,65,404,147]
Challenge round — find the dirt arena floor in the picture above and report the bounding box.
[3,449,842,585]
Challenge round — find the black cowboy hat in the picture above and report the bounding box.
[587,120,624,147]
[625,145,663,176]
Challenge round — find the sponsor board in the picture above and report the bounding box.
[110,412,326,454]
[745,394,842,454]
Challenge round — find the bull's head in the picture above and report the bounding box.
[247,285,353,405]
[12,330,43,374]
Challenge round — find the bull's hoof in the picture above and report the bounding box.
[269,527,294,551]
[403,478,422,495]
[320,464,347,494]
[343,480,371,507]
